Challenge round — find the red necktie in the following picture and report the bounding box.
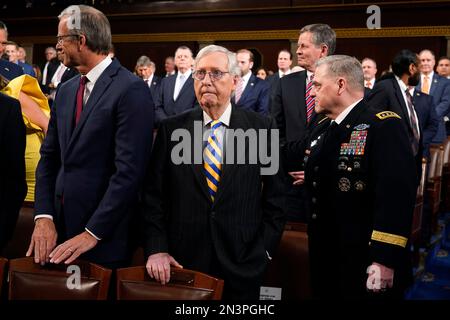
[235,78,244,103]
[305,73,315,123]
[75,76,88,125]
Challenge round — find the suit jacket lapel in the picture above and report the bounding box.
[296,71,307,121]
[177,76,193,101]
[168,75,176,101]
[187,108,211,202]
[214,106,242,204]
[66,59,118,154]
[239,74,256,104]
[392,79,410,123]
[430,74,438,96]
[62,77,80,152]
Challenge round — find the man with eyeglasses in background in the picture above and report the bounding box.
[0,21,24,80]
[141,44,286,300]
[27,5,154,270]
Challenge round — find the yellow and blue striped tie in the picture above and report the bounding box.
[204,120,223,201]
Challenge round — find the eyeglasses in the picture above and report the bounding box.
[56,34,79,44]
[192,70,230,81]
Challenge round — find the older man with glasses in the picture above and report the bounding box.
[141,44,286,300]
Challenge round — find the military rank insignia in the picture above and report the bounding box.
[340,129,368,156]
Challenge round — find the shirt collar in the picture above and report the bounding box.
[203,103,232,127]
[422,71,434,81]
[278,69,291,78]
[242,71,252,83]
[85,56,112,85]
[144,74,154,83]
[395,75,408,93]
[334,98,363,125]
[178,69,192,78]
[306,70,314,81]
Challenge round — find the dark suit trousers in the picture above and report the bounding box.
[209,250,261,300]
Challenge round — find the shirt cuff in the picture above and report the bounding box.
[266,250,272,260]
[34,214,53,222]
[444,116,449,122]
[85,227,101,241]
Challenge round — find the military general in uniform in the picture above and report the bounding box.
[287,55,417,299]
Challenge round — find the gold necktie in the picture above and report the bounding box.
[421,75,430,94]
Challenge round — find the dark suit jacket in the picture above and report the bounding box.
[60,67,79,85]
[267,72,280,106]
[18,61,35,77]
[231,74,269,115]
[289,101,416,298]
[266,72,280,88]
[412,90,441,157]
[35,59,154,265]
[367,77,423,169]
[364,87,372,100]
[146,75,161,103]
[154,72,199,126]
[142,106,286,299]
[0,59,24,80]
[0,93,26,250]
[271,70,318,146]
[416,73,450,140]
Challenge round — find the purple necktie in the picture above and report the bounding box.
[75,76,88,125]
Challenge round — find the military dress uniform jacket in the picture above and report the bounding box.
[289,101,417,298]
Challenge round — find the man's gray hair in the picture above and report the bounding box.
[300,24,336,56]
[136,55,155,68]
[45,47,56,53]
[59,5,112,55]
[362,57,377,68]
[175,45,194,58]
[316,55,364,91]
[419,49,436,60]
[0,21,7,35]
[194,45,241,77]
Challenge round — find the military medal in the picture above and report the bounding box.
[340,128,368,156]
[338,177,351,191]
[354,180,366,191]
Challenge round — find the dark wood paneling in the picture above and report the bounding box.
[4,1,450,37]
[216,40,291,73]
[4,1,450,74]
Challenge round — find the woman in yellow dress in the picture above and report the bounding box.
[1,74,50,202]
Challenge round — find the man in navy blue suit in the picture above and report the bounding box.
[154,46,199,126]
[416,49,450,141]
[27,5,154,268]
[233,49,270,115]
[409,86,442,157]
[0,21,23,80]
[5,41,36,77]
[135,55,160,104]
